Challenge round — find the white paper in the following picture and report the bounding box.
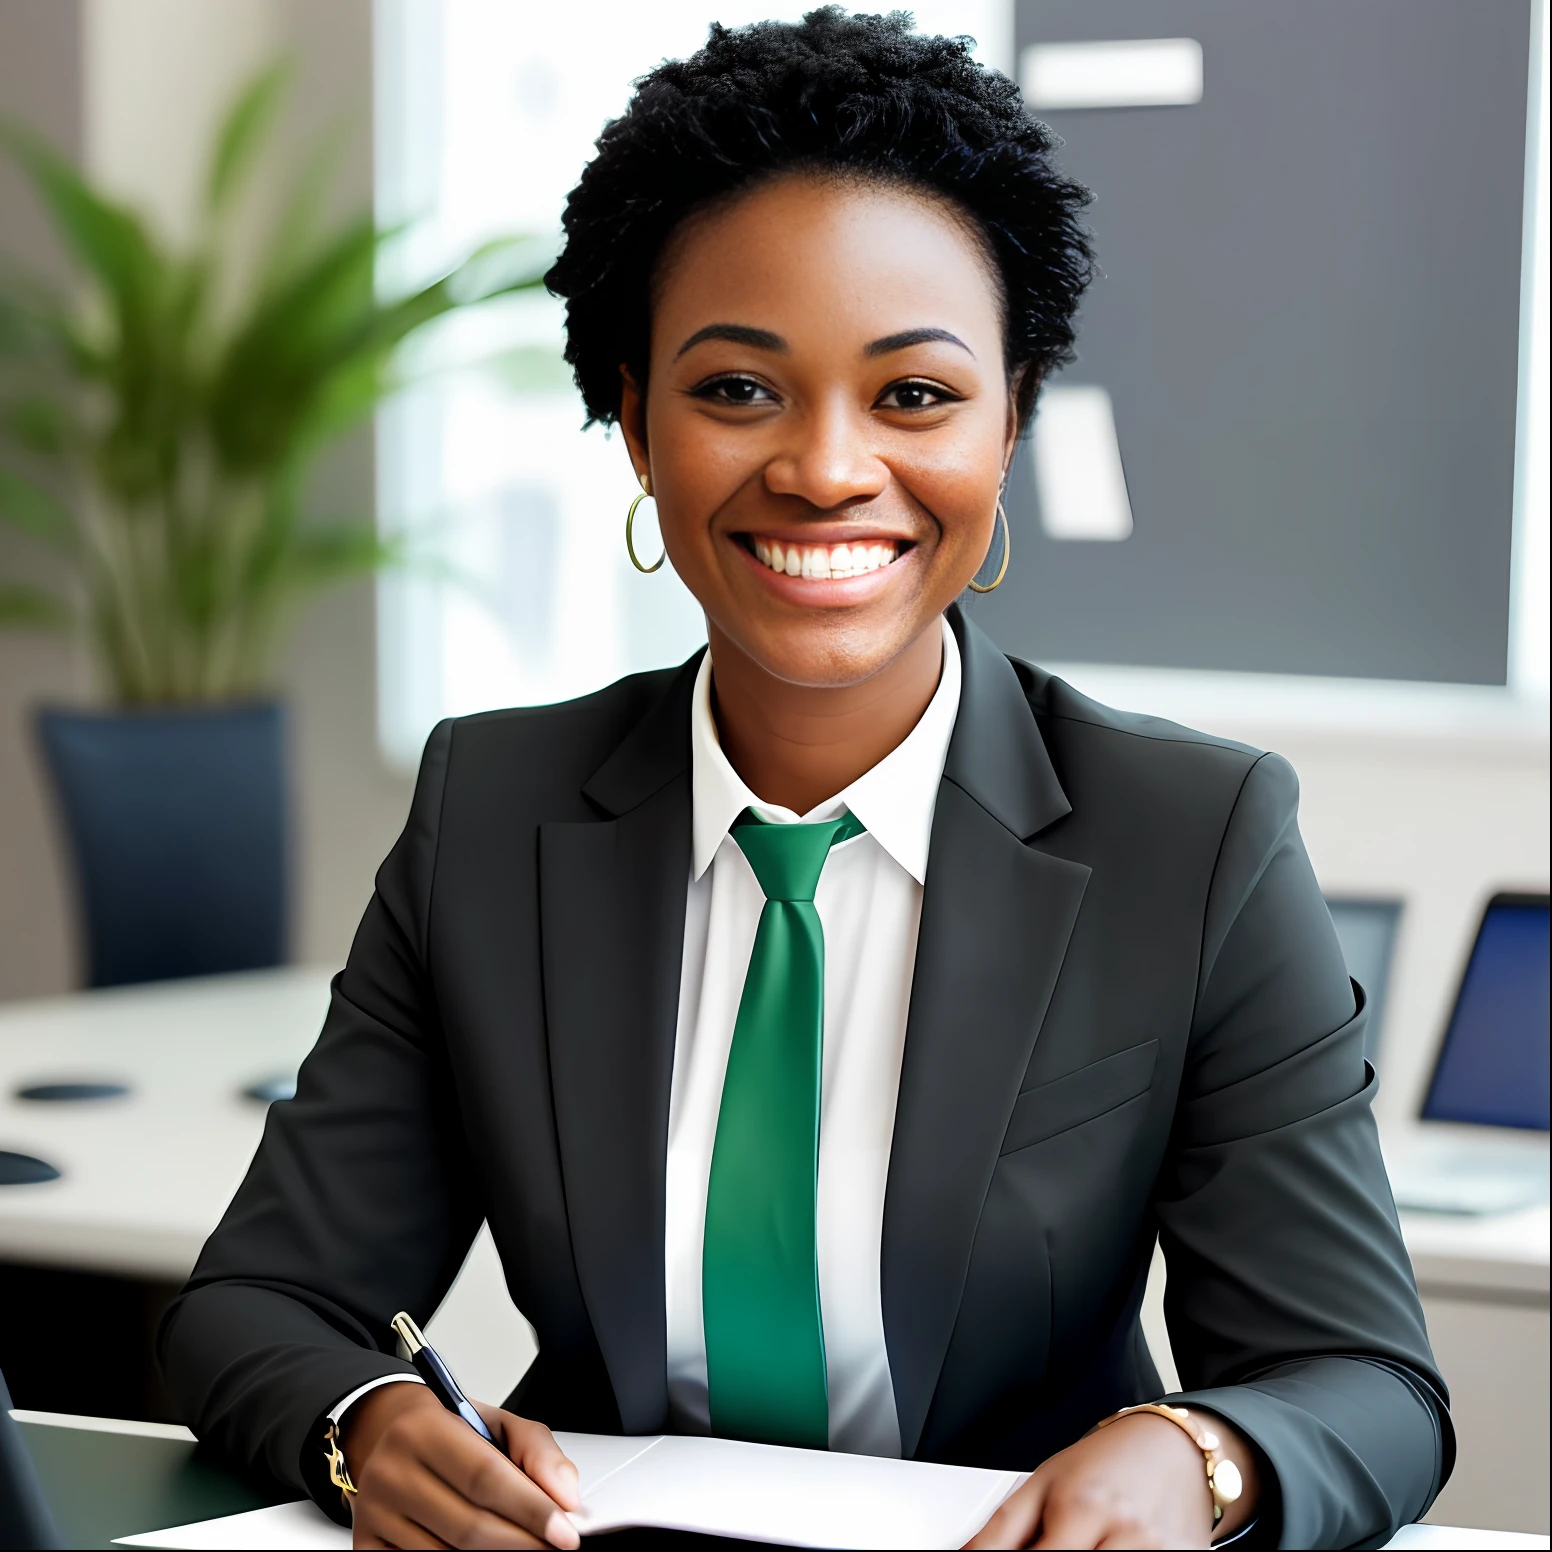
[558,1433,1024,1550]
[114,1431,1023,1550]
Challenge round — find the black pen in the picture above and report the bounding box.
[390,1309,498,1445]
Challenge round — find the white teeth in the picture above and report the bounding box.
[753,539,899,579]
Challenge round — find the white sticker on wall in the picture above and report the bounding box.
[1020,38,1204,111]
[1032,385,1135,542]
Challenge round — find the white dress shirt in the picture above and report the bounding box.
[664,616,962,1458]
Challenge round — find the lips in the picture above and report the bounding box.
[749,536,902,580]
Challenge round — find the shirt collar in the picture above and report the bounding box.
[690,615,962,886]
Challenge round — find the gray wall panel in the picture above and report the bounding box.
[973,0,1530,683]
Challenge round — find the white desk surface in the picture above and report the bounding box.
[2,968,1549,1297]
[0,968,333,1279]
[7,1412,1548,1551]
[1401,1204,1551,1300]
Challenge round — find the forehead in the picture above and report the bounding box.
[651,174,1006,353]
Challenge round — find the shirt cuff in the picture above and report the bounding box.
[326,1371,426,1427]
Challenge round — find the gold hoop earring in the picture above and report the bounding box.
[968,497,1011,593]
[625,491,665,574]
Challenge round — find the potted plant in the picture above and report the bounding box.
[0,66,542,987]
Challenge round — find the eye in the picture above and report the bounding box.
[877,379,957,411]
[691,374,778,406]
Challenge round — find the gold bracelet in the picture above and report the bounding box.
[1092,1403,1244,1524]
[323,1419,359,1508]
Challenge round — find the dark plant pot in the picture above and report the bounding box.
[34,702,289,989]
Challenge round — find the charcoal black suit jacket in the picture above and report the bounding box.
[160,606,1451,1548]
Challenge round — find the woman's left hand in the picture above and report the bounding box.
[965,1409,1260,1550]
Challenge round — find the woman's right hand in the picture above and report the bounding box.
[341,1382,581,1549]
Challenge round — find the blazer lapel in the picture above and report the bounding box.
[884,609,1090,1458]
[539,655,701,1433]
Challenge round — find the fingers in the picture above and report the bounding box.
[421,1419,579,1550]
[353,1508,455,1550]
[1094,1532,1167,1551]
[964,1473,1047,1549]
[353,1401,579,1550]
[378,1469,551,1550]
[1031,1486,1161,1551]
[502,1414,582,1515]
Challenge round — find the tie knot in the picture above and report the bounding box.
[731,810,866,902]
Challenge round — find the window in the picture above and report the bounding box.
[373,0,1009,766]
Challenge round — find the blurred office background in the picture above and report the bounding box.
[0,0,1547,1537]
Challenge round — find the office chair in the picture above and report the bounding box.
[36,704,287,988]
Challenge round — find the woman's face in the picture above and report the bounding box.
[619,175,1018,690]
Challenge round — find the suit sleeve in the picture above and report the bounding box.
[1154,751,1453,1550]
[157,719,485,1514]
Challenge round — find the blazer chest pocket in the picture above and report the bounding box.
[1000,1039,1160,1155]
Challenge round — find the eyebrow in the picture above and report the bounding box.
[864,327,975,359]
[674,322,976,361]
[676,323,787,358]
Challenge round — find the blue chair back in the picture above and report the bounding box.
[35,703,288,988]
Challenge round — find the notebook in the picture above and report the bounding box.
[114,1430,1026,1550]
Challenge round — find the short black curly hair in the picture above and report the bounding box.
[546,7,1093,431]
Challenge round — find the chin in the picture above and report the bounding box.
[736,613,923,691]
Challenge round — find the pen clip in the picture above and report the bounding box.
[390,1309,427,1359]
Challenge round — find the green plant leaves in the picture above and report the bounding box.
[0,583,70,630]
[0,467,74,549]
[205,60,291,218]
[0,64,547,703]
[0,124,163,327]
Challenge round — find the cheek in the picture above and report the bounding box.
[644,410,758,549]
[895,434,1004,552]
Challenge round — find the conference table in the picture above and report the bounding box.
[1,969,1547,1543]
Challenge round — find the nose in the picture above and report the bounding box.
[762,395,888,511]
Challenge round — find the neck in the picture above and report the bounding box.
[707,618,945,815]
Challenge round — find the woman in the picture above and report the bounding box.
[162,12,1450,1549]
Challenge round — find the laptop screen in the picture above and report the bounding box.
[1421,895,1551,1132]
[1325,898,1402,1064]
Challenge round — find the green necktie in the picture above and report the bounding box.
[702,807,866,1449]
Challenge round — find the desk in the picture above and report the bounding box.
[0,968,333,1279]
[8,1412,1548,1551]
[10,1413,273,1551]
[1398,1206,1551,1537]
[2,972,1548,1533]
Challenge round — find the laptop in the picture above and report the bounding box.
[1388,892,1551,1217]
[1326,897,1403,1064]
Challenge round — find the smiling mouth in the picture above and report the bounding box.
[742,534,908,580]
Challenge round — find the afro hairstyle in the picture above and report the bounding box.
[545,7,1094,430]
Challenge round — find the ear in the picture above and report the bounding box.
[1005,367,1039,477]
[618,366,651,489]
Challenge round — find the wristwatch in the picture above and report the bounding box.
[1092,1403,1245,1525]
